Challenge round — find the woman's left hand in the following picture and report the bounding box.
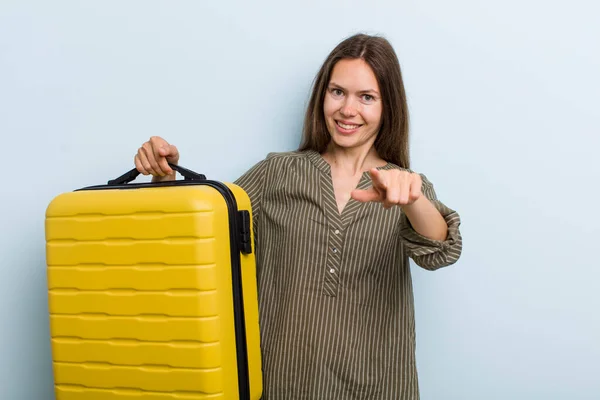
[351,168,423,209]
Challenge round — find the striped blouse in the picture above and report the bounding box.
[234,149,462,400]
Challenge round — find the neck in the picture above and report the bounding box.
[322,142,385,176]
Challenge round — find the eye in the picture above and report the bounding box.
[330,88,344,97]
[362,94,375,102]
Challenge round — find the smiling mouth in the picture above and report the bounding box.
[336,121,362,130]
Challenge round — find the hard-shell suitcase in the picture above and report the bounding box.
[45,164,262,400]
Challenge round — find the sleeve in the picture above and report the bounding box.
[233,156,270,239]
[399,173,463,271]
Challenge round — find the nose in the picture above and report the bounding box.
[340,97,358,118]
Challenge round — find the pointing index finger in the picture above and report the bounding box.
[369,168,388,192]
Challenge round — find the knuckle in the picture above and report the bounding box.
[150,136,166,146]
[388,193,400,203]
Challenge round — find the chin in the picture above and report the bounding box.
[329,135,363,150]
[327,129,371,149]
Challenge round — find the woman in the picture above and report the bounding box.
[135,33,462,400]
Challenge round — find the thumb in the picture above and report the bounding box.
[351,187,382,203]
[158,144,179,161]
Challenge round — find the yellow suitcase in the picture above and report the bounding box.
[45,164,262,400]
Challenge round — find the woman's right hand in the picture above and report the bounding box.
[134,136,180,182]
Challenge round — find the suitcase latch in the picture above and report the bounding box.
[238,210,252,255]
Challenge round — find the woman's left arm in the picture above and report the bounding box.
[352,168,463,270]
[401,194,448,241]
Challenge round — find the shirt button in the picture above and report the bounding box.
[329,268,335,273]
[332,248,338,253]
[334,229,340,235]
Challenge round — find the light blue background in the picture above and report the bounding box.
[1,1,598,399]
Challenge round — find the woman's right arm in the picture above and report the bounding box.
[134,136,180,182]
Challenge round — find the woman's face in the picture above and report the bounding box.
[323,58,383,152]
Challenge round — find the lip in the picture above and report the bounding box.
[335,120,362,135]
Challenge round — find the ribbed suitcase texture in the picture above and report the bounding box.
[45,168,262,400]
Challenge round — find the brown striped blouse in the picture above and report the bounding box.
[234,149,462,400]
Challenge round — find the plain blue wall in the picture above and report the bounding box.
[1,1,599,399]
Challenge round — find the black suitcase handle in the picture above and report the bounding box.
[107,163,206,185]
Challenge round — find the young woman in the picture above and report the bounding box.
[134,33,462,400]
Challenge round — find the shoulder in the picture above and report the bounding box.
[235,150,311,184]
[263,150,309,164]
[252,150,316,173]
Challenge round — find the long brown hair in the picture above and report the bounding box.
[298,33,410,169]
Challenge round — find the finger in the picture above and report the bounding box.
[148,136,176,175]
[134,154,149,175]
[409,176,422,203]
[158,144,180,161]
[370,169,395,208]
[138,148,159,176]
[385,175,402,207]
[369,168,388,192]
[398,176,411,205]
[158,144,179,174]
[351,187,382,203]
[153,145,173,175]
[142,142,165,176]
[169,145,180,163]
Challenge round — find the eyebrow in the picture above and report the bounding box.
[329,82,380,96]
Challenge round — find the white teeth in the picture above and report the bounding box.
[337,121,360,130]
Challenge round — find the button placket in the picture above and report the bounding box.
[318,170,347,297]
[323,226,343,296]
